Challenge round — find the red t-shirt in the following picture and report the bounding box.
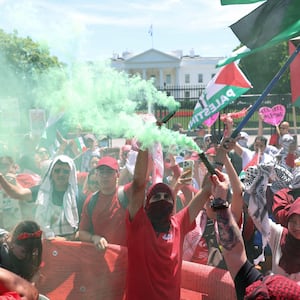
[273,187,300,227]
[269,133,279,147]
[125,206,195,300]
[79,183,132,246]
[0,283,21,300]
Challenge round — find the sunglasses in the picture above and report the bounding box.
[96,168,116,176]
[53,168,70,175]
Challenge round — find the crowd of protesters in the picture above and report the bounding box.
[1,117,300,299]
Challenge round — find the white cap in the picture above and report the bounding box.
[238,131,249,148]
[204,134,212,142]
[240,131,249,141]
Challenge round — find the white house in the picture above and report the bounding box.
[110,48,224,88]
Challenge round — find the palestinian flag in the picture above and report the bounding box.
[290,39,300,106]
[188,62,252,130]
[218,0,300,66]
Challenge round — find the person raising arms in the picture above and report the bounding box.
[209,170,300,299]
[125,147,212,300]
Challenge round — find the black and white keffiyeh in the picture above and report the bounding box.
[270,164,293,193]
[243,161,293,264]
[289,167,300,189]
[244,163,274,264]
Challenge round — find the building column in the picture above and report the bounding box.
[142,69,147,80]
[175,67,180,86]
[159,69,164,87]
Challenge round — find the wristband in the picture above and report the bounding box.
[210,197,229,210]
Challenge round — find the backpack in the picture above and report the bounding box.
[87,186,128,233]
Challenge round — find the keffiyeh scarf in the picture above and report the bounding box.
[35,155,79,235]
[243,162,292,264]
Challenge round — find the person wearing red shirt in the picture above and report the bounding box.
[0,268,39,300]
[125,148,212,300]
[78,156,132,249]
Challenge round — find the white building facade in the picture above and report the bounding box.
[110,48,224,89]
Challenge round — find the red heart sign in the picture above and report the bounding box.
[258,104,286,126]
[203,112,219,127]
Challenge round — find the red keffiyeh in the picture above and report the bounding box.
[279,198,300,274]
[245,274,300,299]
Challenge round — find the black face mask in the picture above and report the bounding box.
[146,200,173,233]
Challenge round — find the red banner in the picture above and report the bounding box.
[289,40,300,104]
[36,240,235,300]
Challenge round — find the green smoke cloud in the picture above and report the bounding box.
[34,61,201,152]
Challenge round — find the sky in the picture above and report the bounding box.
[0,0,261,64]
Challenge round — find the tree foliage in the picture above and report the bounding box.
[0,29,63,103]
[239,42,290,94]
[0,29,61,76]
[0,29,65,134]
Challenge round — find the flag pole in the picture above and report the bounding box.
[231,43,300,138]
[148,24,154,48]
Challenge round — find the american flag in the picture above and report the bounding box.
[148,24,153,36]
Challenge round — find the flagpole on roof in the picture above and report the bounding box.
[231,43,300,139]
[148,24,154,48]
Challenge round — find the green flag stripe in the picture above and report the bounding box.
[230,0,300,49]
[218,0,300,67]
[188,85,250,129]
[217,20,300,67]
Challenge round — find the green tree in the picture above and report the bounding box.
[0,29,62,99]
[0,29,64,133]
[239,41,290,94]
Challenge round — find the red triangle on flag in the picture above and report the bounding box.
[215,62,252,88]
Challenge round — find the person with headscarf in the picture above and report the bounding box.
[209,169,300,300]
[273,167,300,228]
[0,155,79,239]
[125,148,212,300]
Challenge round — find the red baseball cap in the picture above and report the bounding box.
[145,182,174,208]
[97,156,119,170]
[190,151,199,161]
[205,147,216,156]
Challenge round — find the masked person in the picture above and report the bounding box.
[125,148,212,300]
